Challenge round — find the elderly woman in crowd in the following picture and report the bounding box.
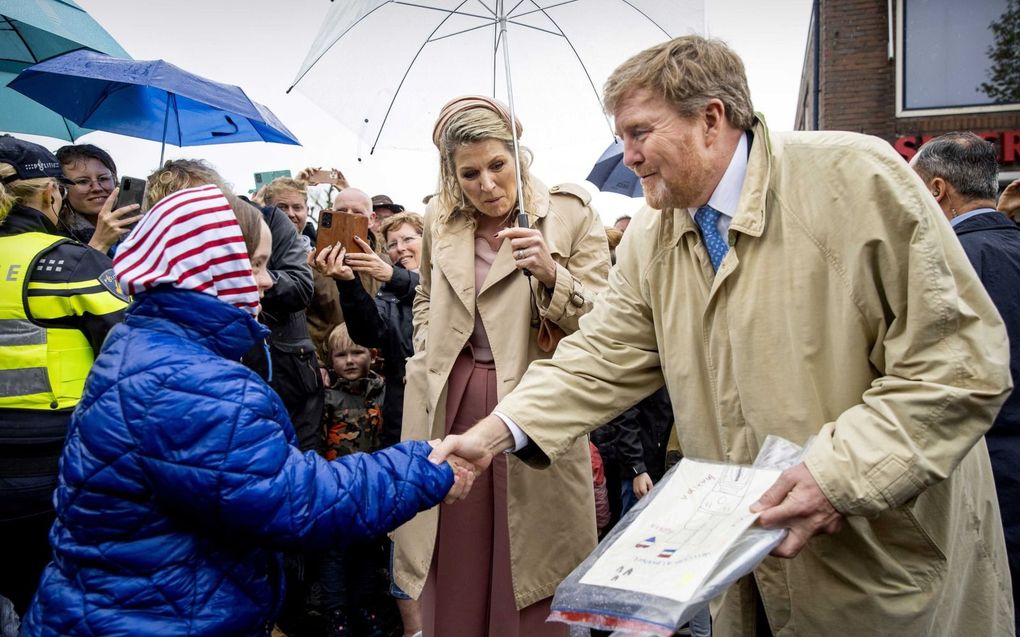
[55,144,141,254]
[21,159,467,637]
[391,96,610,637]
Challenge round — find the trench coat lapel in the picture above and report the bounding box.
[433,216,476,313]
[478,238,517,296]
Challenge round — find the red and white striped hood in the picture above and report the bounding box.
[113,184,261,316]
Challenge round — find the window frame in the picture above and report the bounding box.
[895,0,1020,118]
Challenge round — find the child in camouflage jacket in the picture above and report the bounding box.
[318,324,396,636]
[322,324,386,460]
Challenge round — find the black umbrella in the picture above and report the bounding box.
[586,140,642,198]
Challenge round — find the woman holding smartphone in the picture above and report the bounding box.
[55,144,142,254]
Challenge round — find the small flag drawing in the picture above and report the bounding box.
[635,536,656,548]
[657,548,677,559]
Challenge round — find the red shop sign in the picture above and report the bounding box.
[895,129,1020,164]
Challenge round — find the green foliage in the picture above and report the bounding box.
[981,0,1020,103]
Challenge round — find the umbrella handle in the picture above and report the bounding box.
[517,210,532,278]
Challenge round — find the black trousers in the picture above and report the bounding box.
[0,475,57,615]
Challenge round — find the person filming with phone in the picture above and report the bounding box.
[55,144,141,255]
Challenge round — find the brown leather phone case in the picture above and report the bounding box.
[315,210,369,254]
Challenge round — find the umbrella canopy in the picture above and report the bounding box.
[587,139,642,197]
[290,0,703,161]
[10,49,301,162]
[0,0,128,141]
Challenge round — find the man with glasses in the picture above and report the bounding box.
[55,145,141,255]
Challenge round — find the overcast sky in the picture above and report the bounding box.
[23,0,813,224]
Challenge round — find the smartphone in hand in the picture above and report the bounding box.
[315,210,369,255]
[114,176,147,211]
[308,169,347,188]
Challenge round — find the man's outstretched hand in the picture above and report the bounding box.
[427,415,516,503]
[427,445,476,504]
[750,462,843,558]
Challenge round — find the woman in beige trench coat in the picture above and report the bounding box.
[391,96,610,637]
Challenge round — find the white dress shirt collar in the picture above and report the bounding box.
[687,131,749,233]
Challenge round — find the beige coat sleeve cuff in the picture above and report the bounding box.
[536,263,588,323]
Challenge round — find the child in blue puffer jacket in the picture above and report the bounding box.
[21,165,468,637]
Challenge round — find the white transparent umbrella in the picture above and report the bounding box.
[290,0,703,217]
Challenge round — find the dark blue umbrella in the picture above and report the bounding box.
[0,0,129,141]
[586,139,642,198]
[9,49,300,163]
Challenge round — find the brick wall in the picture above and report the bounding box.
[797,0,1020,168]
[819,0,897,139]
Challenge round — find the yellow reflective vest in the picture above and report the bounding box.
[0,232,95,410]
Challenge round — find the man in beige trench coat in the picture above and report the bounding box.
[430,36,1016,637]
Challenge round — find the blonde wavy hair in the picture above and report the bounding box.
[0,163,57,226]
[262,177,307,207]
[145,159,233,209]
[434,107,536,229]
[379,211,424,243]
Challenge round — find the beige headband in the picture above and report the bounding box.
[431,95,524,148]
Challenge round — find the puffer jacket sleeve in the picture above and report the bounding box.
[135,363,453,549]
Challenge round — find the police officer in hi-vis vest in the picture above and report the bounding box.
[0,135,128,615]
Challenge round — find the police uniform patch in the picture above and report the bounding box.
[99,269,129,302]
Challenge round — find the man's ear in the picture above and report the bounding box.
[703,99,726,143]
[930,176,948,203]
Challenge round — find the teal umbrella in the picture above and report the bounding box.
[0,0,129,141]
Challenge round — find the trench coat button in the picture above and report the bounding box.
[550,185,560,192]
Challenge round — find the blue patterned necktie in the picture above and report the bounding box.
[694,205,728,272]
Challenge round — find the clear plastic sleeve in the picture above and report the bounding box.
[549,435,809,636]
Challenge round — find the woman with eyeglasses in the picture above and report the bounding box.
[55,144,142,254]
[0,135,129,617]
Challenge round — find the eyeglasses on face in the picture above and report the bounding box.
[64,174,116,191]
[385,235,422,252]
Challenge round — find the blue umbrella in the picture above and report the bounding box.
[586,139,642,198]
[1,0,129,141]
[9,49,301,163]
